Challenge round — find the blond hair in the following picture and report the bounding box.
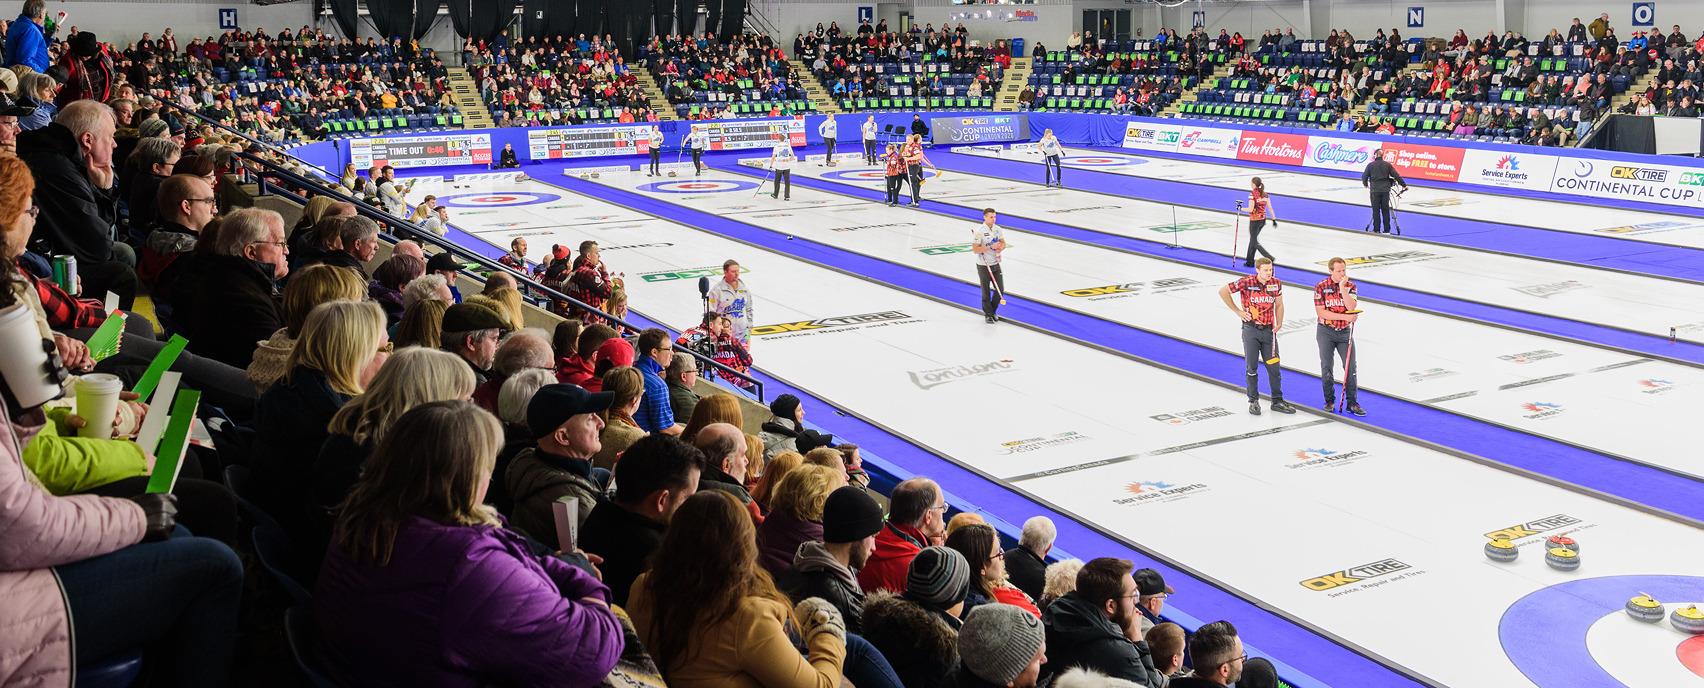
[599,366,643,422]
[328,347,476,446]
[282,263,368,337]
[769,463,840,522]
[285,300,386,395]
[946,511,988,537]
[749,450,801,511]
[484,286,527,330]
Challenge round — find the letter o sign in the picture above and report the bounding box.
[1632,2,1655,27]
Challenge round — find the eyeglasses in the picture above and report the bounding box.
[24,206,39,218]
[188,197,217,205]
[248,239,288,248]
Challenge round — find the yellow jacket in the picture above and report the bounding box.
[627,573,845,688]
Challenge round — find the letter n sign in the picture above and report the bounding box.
[1406,7,1424,28]
[1632,2,1655,27]
[218,8,238,30]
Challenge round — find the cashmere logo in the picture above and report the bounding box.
[907,359,1016,390]
[1311,142,1370,166]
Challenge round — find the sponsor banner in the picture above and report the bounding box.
[1549,158,1704,208]
[1237,131,1309,165]
[907,358,1017,390]
[1008,142,1040,154]
[1382,142,1465,182]
[930,114,1032,145]
[1114,480,1212,506]
[751,310,918,338]
[1121,121,1182,153]
[560,165,634,177]
[700,118,808,151]
[1511,280,1589,299]
[527,126,651,160]
[1316,250,1443,268]
[351,133,492,169]
[1177,125,1242,159]
[1299,557,1419,595]
[1457,149,1559,191]
[996,431,1090,455]
[1302,136,1376,172]
[1060,277,1200,300]
[639,265,747,283]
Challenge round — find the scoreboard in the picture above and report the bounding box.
[350,133,493,169]
[701,118,807,151]
[527,126,655,160]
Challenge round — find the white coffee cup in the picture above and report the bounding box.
[74,373,124,440]
[0,303,64,410]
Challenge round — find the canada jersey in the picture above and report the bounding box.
[1229,275,1282,326]
[1313,278,1356,330]
[1248,193,1270,221]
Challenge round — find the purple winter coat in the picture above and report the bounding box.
[314,515,623,687]
[755,508,823,578]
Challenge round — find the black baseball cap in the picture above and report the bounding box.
[0,94,35,118]
[526,384,614,439]
[1133,568,1174,596]
[426,252,461,273]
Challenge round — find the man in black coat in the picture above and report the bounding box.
[781,485,883,633]
[1003,515,1054,602]
[1359,148,1407,234]
[578,435,703,606]
[15,100,139,308]
[1168,621,1245,687]
[1041,557,1164,686]
[172,207,288,369]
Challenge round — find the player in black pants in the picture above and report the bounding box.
[1361,148,1408,234]
[647,124,663,176]
[1219,259,1297,416]
[882,144,905,206]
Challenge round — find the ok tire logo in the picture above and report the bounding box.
[1299,558,1411,591]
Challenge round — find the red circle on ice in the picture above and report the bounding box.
[473,195,517,202]
[1681,635,1704,679]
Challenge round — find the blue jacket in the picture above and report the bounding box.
[4,16,49,73]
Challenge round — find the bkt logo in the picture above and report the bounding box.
[1496,154,1519,170]
[1611,165,1668,182]
[1482,514,1581,541]
[1300,558,1411,591]
[1680,172,1704,187]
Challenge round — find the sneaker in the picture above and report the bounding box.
[985,315,995,324]
[1322,401,1335,412]
[1248,402,1262,415]
[1242,261,1255,267]
[1270,400,1298,414]
[1347,403,1366,417]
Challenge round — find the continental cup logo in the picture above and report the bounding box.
[1300,558,1411,591]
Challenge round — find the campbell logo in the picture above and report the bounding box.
[1311,142,1369,165]
[1300,558,1411,591]
[752,311,913,337]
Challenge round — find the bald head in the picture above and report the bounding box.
[493,329,553,375]
[392,240,424,261]
[484,271,518,294]
[693,422,747,476]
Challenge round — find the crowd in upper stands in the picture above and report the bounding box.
[465,30,661,126]
[0,8,459,145]
[640,31,813,119]
[800,20,1007,112]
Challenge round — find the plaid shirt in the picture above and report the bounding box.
[1313,277,1357,330]
[1228,274,1282,326]
[21,265,106,330]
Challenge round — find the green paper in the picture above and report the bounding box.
[84,311,128,362]
[144,389,201,495]
[131,335,189,400]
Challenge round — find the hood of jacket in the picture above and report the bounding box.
[863,590,958,667]
[760,416,799,437]
[15,122,81,163]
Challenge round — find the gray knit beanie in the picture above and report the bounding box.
[905,546,970,608]
[960,604,1045,685]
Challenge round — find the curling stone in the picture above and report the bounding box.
[1625,594,1665,623]
[1545,535,1579,553]
[590,172,600,178]
[667,170,679,177]
[1673,605,1704,634]
[1544,546,1580,571]
[1484,538,1519,563]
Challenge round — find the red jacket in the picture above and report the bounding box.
[857,522,926,594]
